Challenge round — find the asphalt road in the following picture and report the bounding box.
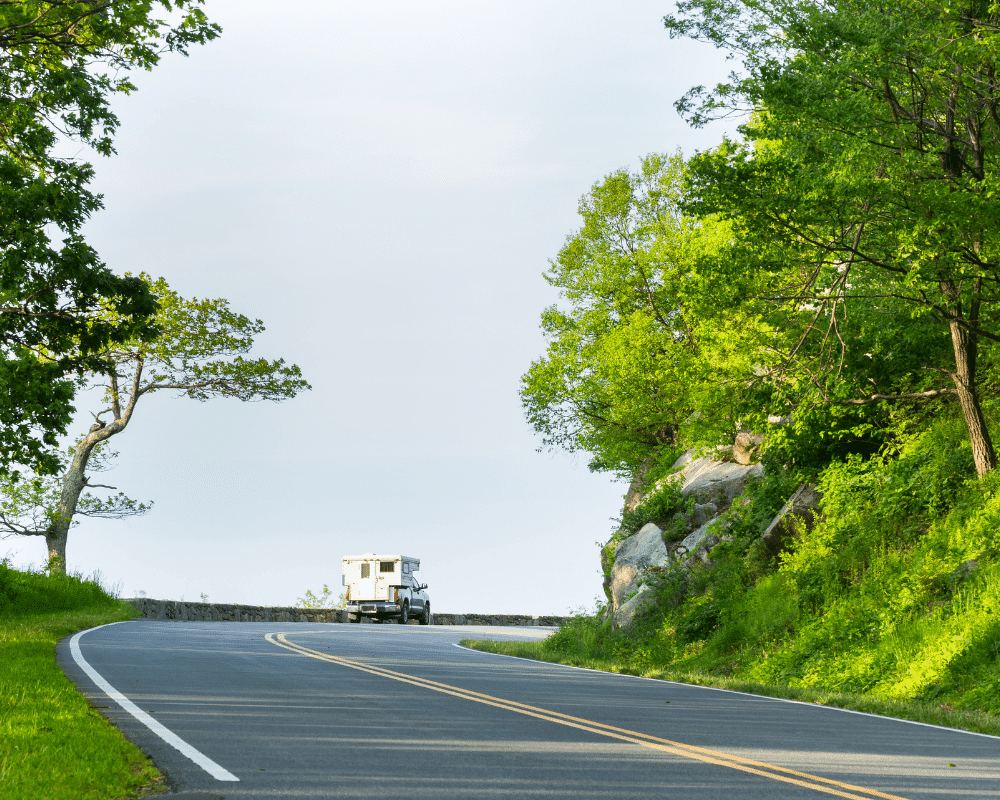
[57,620,999,799]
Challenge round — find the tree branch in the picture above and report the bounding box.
[828,388,957,406]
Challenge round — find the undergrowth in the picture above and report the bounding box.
[461,635,1000,736]
[0,562,165,800]
[471,407,1000,732]
[618,478,692,541]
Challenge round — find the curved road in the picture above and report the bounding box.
[57,620,999,799]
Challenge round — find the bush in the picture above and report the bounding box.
[618,479,691,539]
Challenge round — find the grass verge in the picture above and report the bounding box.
[1,563,167,800]
[460,636,1000,738]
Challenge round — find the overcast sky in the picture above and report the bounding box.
[6,1,738,614]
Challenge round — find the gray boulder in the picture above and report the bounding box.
[672,448,697,469]
[604,448,767,627]
[609,522,672,612]
[733,430,764,465]
[690,501,718,528]
[622,454,657,514]
[613,584,657,628]
[674,521,723,565]
[676,521,715,556]
[760,483,822,557]
[667,455,764,513]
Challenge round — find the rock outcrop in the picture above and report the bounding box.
[666,450,764,513]
[675,521,716,562]
[614,584,657,628]
[609,522,672,615]
[733,430,764,465]
[759,483,823,557]
[622,454,657,515]
[604,442,772,628]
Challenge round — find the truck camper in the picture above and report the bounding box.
[342,553,430,624]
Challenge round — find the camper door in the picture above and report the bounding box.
[375,559,399,600]
[356,560,373,599]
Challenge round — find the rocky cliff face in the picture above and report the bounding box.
[603,441,821,629]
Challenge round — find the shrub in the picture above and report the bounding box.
[618,479,691,538]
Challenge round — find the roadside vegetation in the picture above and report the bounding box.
[464,637,1000,738]
[0,561,165,800]
[466,406,1000,736]
[506,0,1000,737]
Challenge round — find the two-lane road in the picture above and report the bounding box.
[58,620,999,798]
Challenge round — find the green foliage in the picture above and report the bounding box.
[532,409,1000,718]
[675,593,722,645]
[0,2,220,477]
[0,356,76,477]
[618,478,691,539]
[511,0,1000,732]
[1,274,309,575]
[667,0,1000,474]
[521,152,772,477]
[101,275,312,404]
[763,405,887,474]
[296,584,344,609]
[0,444,151,542]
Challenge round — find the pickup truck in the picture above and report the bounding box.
[342,553,430,624]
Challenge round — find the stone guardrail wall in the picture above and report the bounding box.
[128,598,344,623]
[432,613,573,627]
[127,598,573,628]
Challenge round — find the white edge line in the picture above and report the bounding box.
[452,642,1000,741]
[69,621,240,781]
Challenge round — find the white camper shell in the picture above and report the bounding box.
[342,553,430,624]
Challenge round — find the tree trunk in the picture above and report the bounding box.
[45,527,68,576]
[949,317,997,477]
[45,424,102,576]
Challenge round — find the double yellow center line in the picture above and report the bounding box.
[265,632,909,800]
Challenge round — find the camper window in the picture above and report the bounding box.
[380,561,394,573]
[403,564,410,574]
[361,563,370,579]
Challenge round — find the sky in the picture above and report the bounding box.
[5,1,739,614]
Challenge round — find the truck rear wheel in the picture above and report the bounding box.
[420,603,430,625]
[398,603,409,625]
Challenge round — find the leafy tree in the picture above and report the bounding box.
[1,275,310,575]
[521,152,771,477]
[665,0,1000,476]
[0,444,152,556]
[0,2,220,475]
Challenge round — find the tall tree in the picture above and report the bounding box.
[1,275,310,575]
[666,0,1000,476]
[521,152,770,477]
[0,2,220,476]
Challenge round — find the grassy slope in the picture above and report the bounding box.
[466,409,1000,737]
[462,637,1000,736]
[0,567,167,800]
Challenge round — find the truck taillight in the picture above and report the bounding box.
[394,588,399,602]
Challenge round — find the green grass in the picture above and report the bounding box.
[0,563,167,800]
[461,636,1000,737]
[462,409,1000,741]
